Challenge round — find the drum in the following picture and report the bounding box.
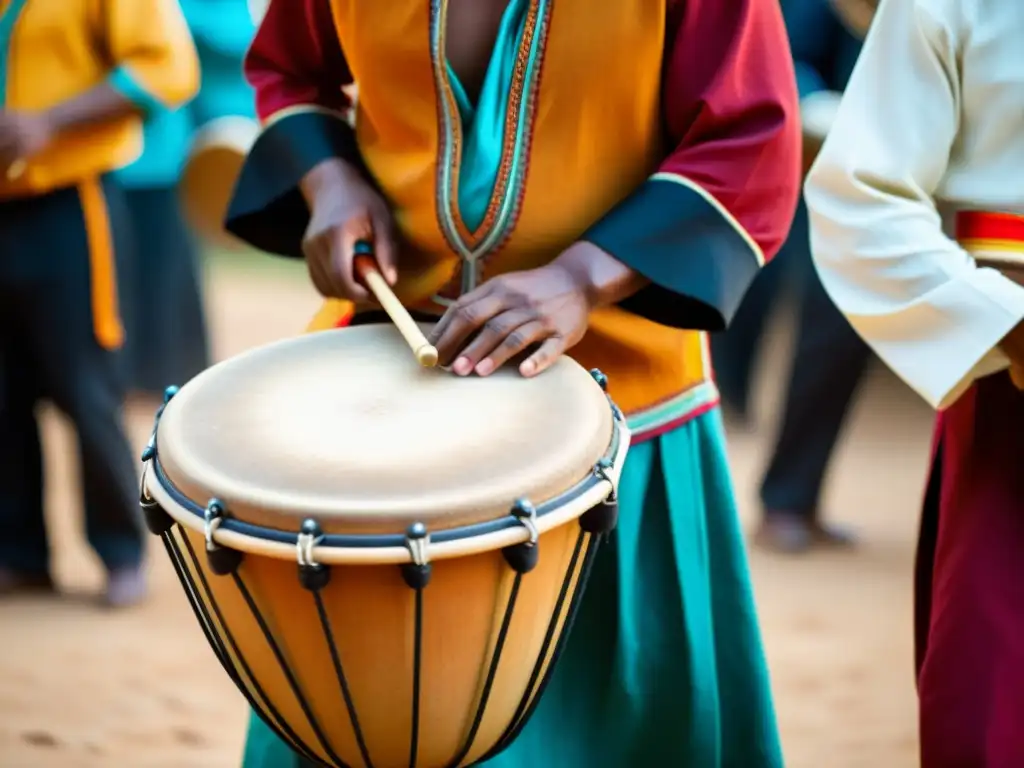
[178,116,260,249]
[140,325,629,768]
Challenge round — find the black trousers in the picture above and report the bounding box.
[118,185,210,396]
[712,199,872,519]
[0,176,143,573]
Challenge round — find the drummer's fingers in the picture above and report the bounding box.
[333,217,374,301]
[431,293,504,369]
[475,320,552,377]
[519,336,565,378]
[371,211,399,286]
[427,281,494,346]
[306,249,335,298]
[451,309,535,375]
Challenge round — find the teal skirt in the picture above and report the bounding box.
[241,408,783,767]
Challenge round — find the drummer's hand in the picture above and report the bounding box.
[300,158,398,302]
[0,110,55,168]
[429,241,647,378]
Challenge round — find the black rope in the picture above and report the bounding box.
[177,533,319,763]
[409,587,425,768]
[310,590,375,768]
[163,533,232,673]
[446,573,523,768]
[484,529,586,759]
[231,572,353,768]
[482,534,604,755]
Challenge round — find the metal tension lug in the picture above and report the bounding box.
[581,458,619,534]
[401,522,433,590]
[204,498,243,576]
[297,518,330,592]
[503,498,540,574]
[139,464,174,536]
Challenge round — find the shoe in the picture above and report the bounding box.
[809,520,858,549]
[0,567,54,595]
[104,566,148,608]
[753,514,858,555]
[753,516,814,554]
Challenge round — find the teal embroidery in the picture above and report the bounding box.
[429,0,552,288]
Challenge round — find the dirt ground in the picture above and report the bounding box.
[0,254,930,767]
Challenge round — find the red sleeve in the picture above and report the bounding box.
[225,0,359,257]
[585,0,802,330]
[245,0,352,120]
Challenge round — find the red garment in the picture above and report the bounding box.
[916,372,1024,766]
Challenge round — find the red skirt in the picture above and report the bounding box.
[916,372,1024,766]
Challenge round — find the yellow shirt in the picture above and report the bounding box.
[0,0,199,199]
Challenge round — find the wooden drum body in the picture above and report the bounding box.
[140,326,629,768]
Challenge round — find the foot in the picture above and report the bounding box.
[809,520,858,549]
[104,566,148,608]
[0,567,54,595]
[753,515,858,555]
[753,516,814,554]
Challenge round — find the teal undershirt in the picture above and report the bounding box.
[0,0,30,107]
[444,0,528,233]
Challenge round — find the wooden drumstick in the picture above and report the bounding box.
[351,240,438,368]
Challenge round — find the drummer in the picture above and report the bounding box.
[0,0,198,605]
[180,0,258,125]
[226,0,802,765]
[805,0,1024,762]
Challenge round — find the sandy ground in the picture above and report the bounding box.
[0,254,930,767]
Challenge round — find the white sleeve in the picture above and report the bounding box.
[804,0,1024,410]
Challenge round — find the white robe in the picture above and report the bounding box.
[805,0,1024,410]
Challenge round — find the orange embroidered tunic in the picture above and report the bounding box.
[227,0,801,441]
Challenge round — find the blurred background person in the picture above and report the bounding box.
[0,0,198,604]
[181,0,258,125]
[116,100,209,399]
[712,0,873,554]
[117,0,257,399]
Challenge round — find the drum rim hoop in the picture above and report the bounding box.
[143,396,628,560]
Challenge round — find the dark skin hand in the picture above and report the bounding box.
[297,159,649,377]
[0,82,140,170]
[428,242,648,378]
[299,157,399,301]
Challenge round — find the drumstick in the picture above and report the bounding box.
[351,240,438,368]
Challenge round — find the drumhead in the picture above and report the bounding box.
[155,325,614,536]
